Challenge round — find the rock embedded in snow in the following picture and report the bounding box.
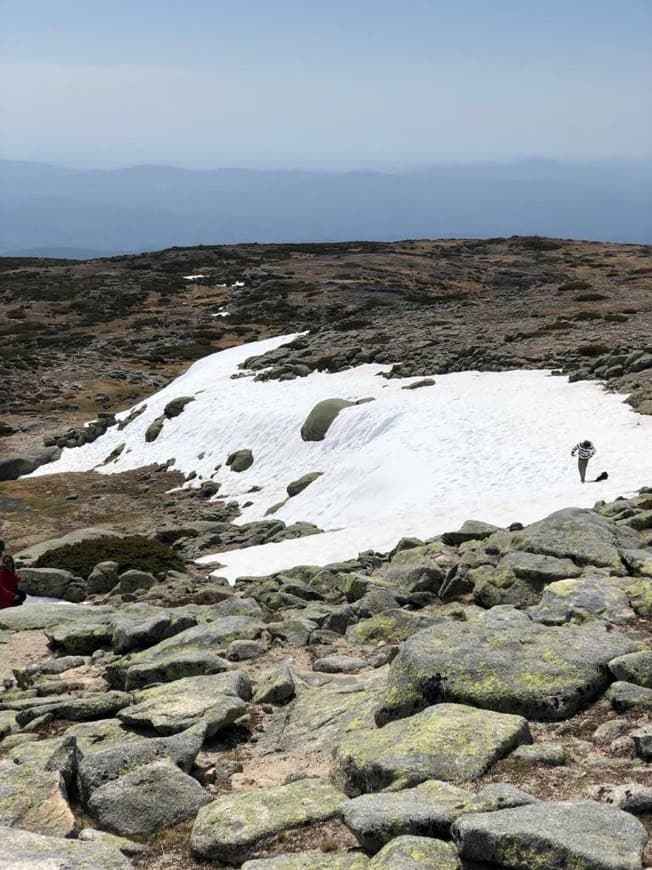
[300,398,355,441]
[145,415,164,443]
[286,471,323,497]
[226,448,254,472]
[164,396,194,418]
[332,703,531,795]
[452,799,647,870]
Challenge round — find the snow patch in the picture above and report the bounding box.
[31,333,652,581]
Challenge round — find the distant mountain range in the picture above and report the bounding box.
[1,158,650,256]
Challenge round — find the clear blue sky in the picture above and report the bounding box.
[1,0,650,169]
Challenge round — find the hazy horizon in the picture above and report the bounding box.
[1,1,650,170]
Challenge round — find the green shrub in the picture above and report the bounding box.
[35,535,184,578]
[559,279,592,292]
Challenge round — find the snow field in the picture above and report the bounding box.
[31,333,652,581]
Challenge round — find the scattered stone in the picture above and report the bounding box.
[630,724,652,762]
[145,416,165,442]
[164,396,194,418]
[314,655,366,674]
[78,828,145,857]
[442,520,501,545]
[18,567,87,602]
[301,399,354,441]
[287,471,323,497]
[606,681,652,713]
[511,742,566,766]
[608,650,652,688]
[228,639,267,661]
[253,662,295,705]
[591,783,652,815]
[0,760,75,836]
[528,575,634,625]
[227,449,254,472]
[242,853,368,869]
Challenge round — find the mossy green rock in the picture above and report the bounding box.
[377,608,641,723]
[379,547,446,595]
[0,760,75,836]
[619,548,652,577]
[253,662,295,705]
[369,835,460,869]
[453,799,647,870]
[0,825,132,869]
[300,399,354,441]
[346,609,434,645]
[484,507,642,574]
[243,853,368,869]
[622,577,652,618]
[608,651,652,688]
[191,778,348,862]
[18,567,87,602]
[470,551,583,608]
[528,576,634,625]
[332,703,531,795]
[118,671,250,735]
[606,681,652,713]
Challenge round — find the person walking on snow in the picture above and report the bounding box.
[571,439,596,483]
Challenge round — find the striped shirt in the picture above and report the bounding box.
[571,443,596,460]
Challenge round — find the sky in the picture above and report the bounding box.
[1,0,651,170]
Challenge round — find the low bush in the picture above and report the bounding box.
[35,535,184,578]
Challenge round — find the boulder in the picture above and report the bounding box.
[0,446,61,481]
[0,825,132,869]
[369,836,460,869]
[300,399,354,441]
[608,650,652,688]
[630,724,652,762]
[87,561,120,594]
[164,396,194,418]
[88,759,211,837]
[191,778,348,862]
[377,608,641,723]
[18,567,87,602]
[442,520,501,545]
[452,799,647,870]
[470,551,583,608]
[333,703,531,795]
[593,783,652,815]
[253,663,295,705]
[314,655,366,674]
[287,471,323,497]
[110,607,196,654]
[483,507,641,574]
[118,671,251,735]
[16,691,132,728]
[605,681,652,713]
[78,828,145,857]
[117,569,157,594]
[145,416,164,442]
[528,576,635,625]
[511,742,566,765]
[227,449,254,472]
[346,610,434,645]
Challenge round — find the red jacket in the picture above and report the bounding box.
[0,566,19,609]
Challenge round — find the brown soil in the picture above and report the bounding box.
[0,630,50,682]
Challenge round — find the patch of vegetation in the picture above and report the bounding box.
[35,535,184,578]
[574,293,608,302]
[559,279,592,292]
[510,236,563,252]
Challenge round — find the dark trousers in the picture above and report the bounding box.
[578,458,589,482]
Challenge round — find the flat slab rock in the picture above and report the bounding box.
[0,823,132,869]
[333,703,531,796]
[453,799,647,870]
[377,608,641,723]
[191,778,348,862]
[118,671,251,735]
[0,759,75,837]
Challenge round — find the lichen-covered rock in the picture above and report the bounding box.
[608,650,652,688]
[630,724,652,762]
[88,759,212,837]
[253,662,295,705]
[442,520,501,545]
[470,551,583,608]
[300,399,354,441]
[483,507,641,574]
[511,742,566,766]
[346,609,434,645]
[118,671,251,735]
[0,760,75,837]
[47,616,115,654]
[605,681,652,713]
[369,835,460,869]
[16,691,132,728]
[332,703,531,795]
[378,548,446,596]
[108,616,263,688]
[87,561,120,594]
[78,827,145,857]
[622,577,652,618]
[377,608,641,724]
[592,783,652,815]
[452,799,647,870]
[314,655,366,674]
[191,778,348,862]
[618,548,652,577]
[0,825,133,869]
[117,569,157,594]
[110,607,196,654]
[528,576,635,625]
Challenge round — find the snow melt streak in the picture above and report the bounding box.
[34,334,652,580]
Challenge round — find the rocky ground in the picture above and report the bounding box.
[0,237,651,868]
